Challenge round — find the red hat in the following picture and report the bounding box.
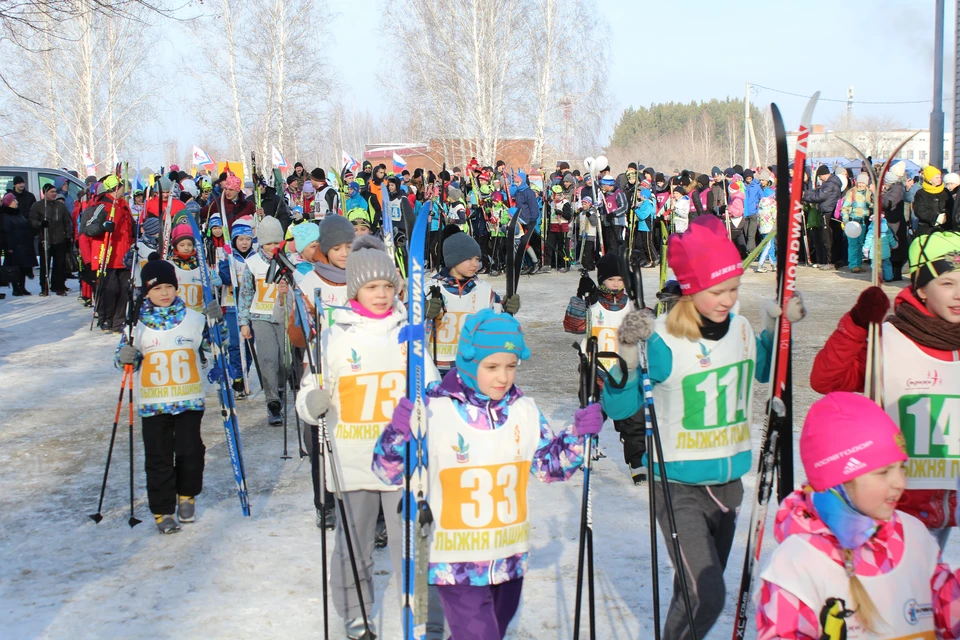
[171,223,194,247]
[800,392,907,492]
[667,215,742,294]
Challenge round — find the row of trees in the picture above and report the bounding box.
[0,0,610,175]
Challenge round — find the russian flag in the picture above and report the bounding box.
[392,152,406,174]
[272,145,288,171]
[342,150,361,174]
[192,145,216,169]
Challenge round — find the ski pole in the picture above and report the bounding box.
[89,366,129,524]
[125,364,141,528]
[572,337,599,640]
[309,291,330,640]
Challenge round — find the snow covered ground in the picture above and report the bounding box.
[2,266,957,639]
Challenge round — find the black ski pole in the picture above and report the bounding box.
[572,337,599,640]
[89,367,128,523]
[125,365,140,528]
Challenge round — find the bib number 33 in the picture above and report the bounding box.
[440,462,530,530]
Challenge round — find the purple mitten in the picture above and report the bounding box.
[390,397,415,442]
[574,403,604,437]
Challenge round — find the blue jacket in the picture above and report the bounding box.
[514,172,540,226]
[744,180,762,217]
[601,317,774,486]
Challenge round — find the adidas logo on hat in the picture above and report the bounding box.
[842,457,867,476]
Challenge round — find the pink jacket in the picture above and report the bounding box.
[757,489,960,639]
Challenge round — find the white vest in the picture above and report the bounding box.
[583,300,632,372]
[298,270,349,329]
[173,263,204,313]
[245,253,278,318]
[313,185,336,219]
[218,250,244,308]
[882,323,960,491]
[759,513,938,640]
[427,396,541,568]
[134,241,155,284]
[388,197,403,222]
[579,210,598,238]
[652,314,756,463]
[431,280,494,366]
[325,324,407,492]
[134,310,206,409]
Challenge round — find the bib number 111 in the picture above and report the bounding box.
[682,360,753,430]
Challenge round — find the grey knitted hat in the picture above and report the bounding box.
[346,235,400,300]
[257,215,284,245]
[319,214,356,255]
[442,231,481,269]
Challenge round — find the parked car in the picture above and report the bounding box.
[0,166,87,212]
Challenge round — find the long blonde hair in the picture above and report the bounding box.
[843,548,884,633]
[665,296,702,341]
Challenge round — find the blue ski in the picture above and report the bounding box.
[399,201,432,639]
[184,213,250,516]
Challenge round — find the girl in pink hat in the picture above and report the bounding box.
[603,215,806,639]
[757,391,960,639]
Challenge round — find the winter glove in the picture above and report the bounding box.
[617,309,655,346]
[576,274,595,299]
[41,219,50,229]
[849,285,890,329]
[761,291,808,334]
[502,295,521,315]
[102,220,115,233]
[389,396,415,443]
[204,300,223,322]
[303,388,332,419]
[425,296,444,320]
[118,345,138,365]
[574,402,604,437]
[619,344,640,372]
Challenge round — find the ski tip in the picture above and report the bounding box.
[800,92,820,128]
[89,513,103,524]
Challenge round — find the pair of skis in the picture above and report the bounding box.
[504,208,536,303]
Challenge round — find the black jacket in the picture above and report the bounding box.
[29,199,73,246]
[913,188,949,236]
[1,205,38,270]
[802,174,842,222]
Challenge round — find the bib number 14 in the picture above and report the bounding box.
[900,395,960,457]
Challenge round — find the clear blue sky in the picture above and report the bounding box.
[156,0,954,162]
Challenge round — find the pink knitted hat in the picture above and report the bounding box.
[667,215,743,295]
[800,392,908,491]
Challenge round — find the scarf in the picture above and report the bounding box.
[313,261,346,285]
[922,166,944,194]
[888,292,960,351]
[810,486,880,553]
[699,313,731,341]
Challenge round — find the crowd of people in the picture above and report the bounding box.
[7,153,960,640]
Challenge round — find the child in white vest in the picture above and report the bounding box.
[604,215,804,640]
[296,235,444,640]
[425,230,520,375]
[756,392,960,640]
[238,215,288,425]
[168,221,219,314]
[115,256,223,533]
[372,309,603,640]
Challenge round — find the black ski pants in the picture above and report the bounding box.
[142,410,205,515]
[544,230,568,269]
[613,409,647,470]
[97,268,130,330]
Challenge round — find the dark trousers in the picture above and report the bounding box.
[601,224,622,256]
[141,410,206,515]
[820,222,833,266]
[97,268,130,329]
[613,409,647,470]
[306,423,336,511]
[38,241,69,292]
[631,230,653,264]
[580,238,597,271]
[437,578,524,640]
[743,216,759,252]
[544,230,568,269]
[830,219,847,267]
[655,480,742,640]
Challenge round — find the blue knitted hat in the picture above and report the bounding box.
[290,221,320,251]
[455,309,530,391]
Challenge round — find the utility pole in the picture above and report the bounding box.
[744,81,751,168]
[931,0,945,169]
[846,86,854,127]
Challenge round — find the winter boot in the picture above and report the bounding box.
[631,466,648,486]
[232,378,247,398]
[344,617,376,640]
[267,400,282,426]
[155,514,181,534]
[177,496,195,523]
[323,504,337,530]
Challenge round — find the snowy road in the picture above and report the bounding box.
[2,267,956,639]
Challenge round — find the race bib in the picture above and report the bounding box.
[180,283,203,311]
[899,394,960,487]
[139,349,202,401]
[439,462,530,530]
[336,370,405,440]
[434,312,469,359]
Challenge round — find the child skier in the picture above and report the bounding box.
[755,170,777,273]
[169,221,220,314]
[756,392,960,639]
[292,214,355,530]
[564,253,642,480]
[603,215,804,639]
[425,230,520,375]
[296,235,443,640]
[238,215,288,425]
[544,184,572,273]
[577,196,600,272]
[811,231,960,547]
[841,172,874,273]
[372,309,605,640]
[632,187,656,268]
[864,214,898,282]
[221,216,255,395]
[115,255,223,533]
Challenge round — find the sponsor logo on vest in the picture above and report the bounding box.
[906,370,943,390]
[813,440,873,469]
[175,336,195,346]
[143,338,161,352]
[696,342,711,368]
[452,434,470,463]
[348,349,361,372]
[903,599,934,625]
[842,457,867,476]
